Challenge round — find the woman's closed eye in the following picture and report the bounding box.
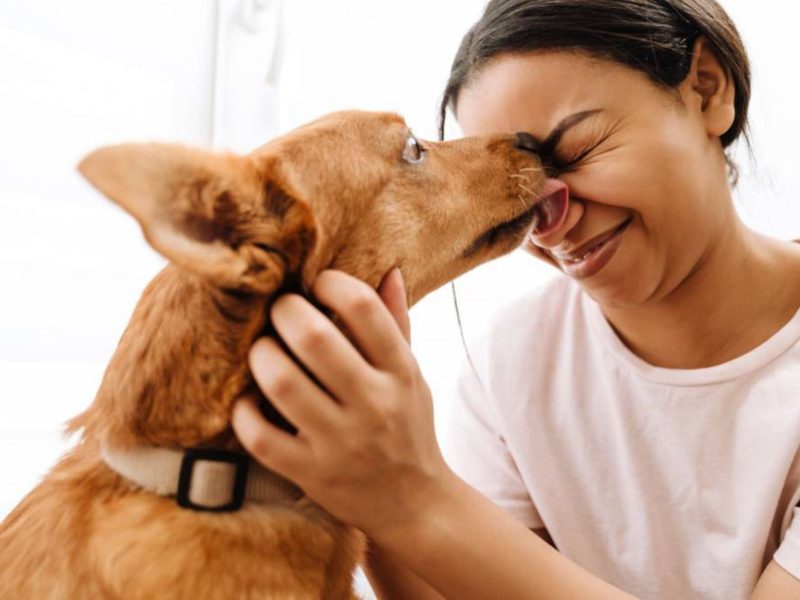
[551,118,623,173]
[551,137,606,172]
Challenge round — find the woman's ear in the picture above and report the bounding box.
[686,35,736,138]
[78,143,318,295]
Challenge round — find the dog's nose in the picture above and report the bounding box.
[513,131,540,155]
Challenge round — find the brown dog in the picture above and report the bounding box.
[0,111,548,599]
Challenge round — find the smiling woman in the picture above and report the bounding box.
[232,1,800,600]
[421,1,800,599]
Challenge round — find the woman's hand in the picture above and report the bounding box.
[232,268,455,537]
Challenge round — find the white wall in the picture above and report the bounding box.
[1,0,798,549]
[724,2,800,240]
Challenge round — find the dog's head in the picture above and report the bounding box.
[79,111,547,305]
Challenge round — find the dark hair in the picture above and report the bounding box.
[439,0,751,172]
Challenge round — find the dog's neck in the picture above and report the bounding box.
[70,265,273,450]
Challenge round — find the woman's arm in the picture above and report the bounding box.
[366,523,601,599]
[364,539,445,600]
[369,468,635,600]
[751,561,800,600]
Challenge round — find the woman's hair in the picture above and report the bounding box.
[439,0,751,166]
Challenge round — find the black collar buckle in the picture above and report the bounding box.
[176,448,250,512]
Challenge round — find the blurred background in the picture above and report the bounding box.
[0,1,798,589]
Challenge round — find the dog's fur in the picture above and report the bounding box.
[0,111,545,599]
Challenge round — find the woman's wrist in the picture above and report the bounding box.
[367,467,474,573]
[365,461,464,551]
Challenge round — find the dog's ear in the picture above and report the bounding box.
[78,143,318,294]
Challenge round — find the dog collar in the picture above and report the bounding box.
[101,445,302,512]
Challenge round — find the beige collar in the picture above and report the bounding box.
[101,445,302,512]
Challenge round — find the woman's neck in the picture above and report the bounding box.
[601,223,800,369]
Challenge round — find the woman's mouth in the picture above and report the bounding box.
[551,217,633,279]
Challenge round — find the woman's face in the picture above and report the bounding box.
[456,50,733,309]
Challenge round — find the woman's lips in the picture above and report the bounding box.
[552,218,633,280]
[532,179,569,236]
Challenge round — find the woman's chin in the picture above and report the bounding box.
[573,261,657,310]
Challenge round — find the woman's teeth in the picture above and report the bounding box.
[564,242,604,264]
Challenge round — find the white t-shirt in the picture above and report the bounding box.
[445,275,800,600]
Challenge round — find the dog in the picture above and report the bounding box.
[0,111,549,599]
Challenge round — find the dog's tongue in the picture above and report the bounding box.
[533,179,569,236]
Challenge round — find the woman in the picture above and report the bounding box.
[232,1,800,598]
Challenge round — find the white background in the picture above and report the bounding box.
[1,0,798,584]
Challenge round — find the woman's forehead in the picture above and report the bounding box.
[456,51,650,138]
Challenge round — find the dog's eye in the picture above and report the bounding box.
[402,135,425,164]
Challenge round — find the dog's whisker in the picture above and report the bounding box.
[518,184,537,197]
[520,167,544,174]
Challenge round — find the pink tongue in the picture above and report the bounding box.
[533,179,569,236]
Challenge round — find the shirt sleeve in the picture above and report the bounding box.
[774,506,800,578]
[443,359,544,530]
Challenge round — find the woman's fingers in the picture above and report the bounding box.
[232,395,308,480]
[236,268,444,534]
[270,293,380,403]
[248,336,342,432]
[312,269,413,372]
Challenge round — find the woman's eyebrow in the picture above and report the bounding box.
[538,109,603,157]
